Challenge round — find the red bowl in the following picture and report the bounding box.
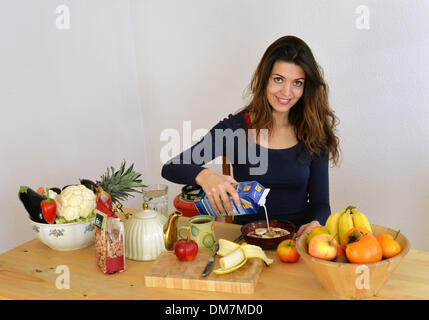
[240,220,296,250]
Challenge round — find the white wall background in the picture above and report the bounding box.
[130,0,429,250]
[0,0,147,253]
[1,0,428,253]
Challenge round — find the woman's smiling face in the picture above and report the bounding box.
[266,61,306,115]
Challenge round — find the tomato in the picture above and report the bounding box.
[376,230,401,259]
[343,228,382,264]
[277,239,300,263]
[174,238,198,261]
[337,243,345,256]
[334,243,349,263]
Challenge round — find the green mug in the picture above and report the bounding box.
[178,215,216,249]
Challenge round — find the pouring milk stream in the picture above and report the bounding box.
[194,181,272,234]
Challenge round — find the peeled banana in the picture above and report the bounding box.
[213,239,273,274]
[241,244,274,266]
[217,239,241,256]
[219,247,246,270]
[213,258,248,275]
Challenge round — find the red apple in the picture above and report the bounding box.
[334,243,348,262]
[308,234,338,261]
[174,238,198,261]
[277,239,300,263]
[337,243,345,256]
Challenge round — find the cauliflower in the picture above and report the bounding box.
[56,185,96,222]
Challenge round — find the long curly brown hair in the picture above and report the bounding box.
[240,35,340,165]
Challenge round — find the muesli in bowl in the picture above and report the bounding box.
[241,219,296,249]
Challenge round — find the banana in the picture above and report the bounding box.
[219,247,246,270]
[213,258,248,275]
[217,239,241,257]
[325,209,345,244]
[218,240,274,266]
[338,209,354,245]
[213,239,273,275]
[241,244,274,265]
[351,209,372,233]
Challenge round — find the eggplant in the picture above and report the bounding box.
[18,186,47,223]
[49,187,61,194]
[79,178,97,193]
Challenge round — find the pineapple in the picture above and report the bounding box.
[96,161,146,204]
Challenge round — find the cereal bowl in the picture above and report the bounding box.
[241,219,296,250]
[28,217,96,251]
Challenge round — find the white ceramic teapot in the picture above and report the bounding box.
[124,203,182,261]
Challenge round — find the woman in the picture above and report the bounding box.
[161,35,340,238]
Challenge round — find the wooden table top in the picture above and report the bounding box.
[1,215,429,300]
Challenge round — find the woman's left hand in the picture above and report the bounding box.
[296,220,321,238]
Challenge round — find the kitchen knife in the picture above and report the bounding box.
[201,242,219,277]
[232,234,244,243]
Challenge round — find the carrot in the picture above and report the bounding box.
[36,187,45,195]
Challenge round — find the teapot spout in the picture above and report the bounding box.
[163,211,182,251]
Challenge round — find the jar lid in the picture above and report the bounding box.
[133,209,158,220]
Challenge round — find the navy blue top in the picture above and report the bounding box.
[161,111,331,229]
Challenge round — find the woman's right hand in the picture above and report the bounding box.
[195,169,241,215]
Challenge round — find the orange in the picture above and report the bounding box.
[376,231,401,259]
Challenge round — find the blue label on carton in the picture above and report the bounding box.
[194,181,269,218]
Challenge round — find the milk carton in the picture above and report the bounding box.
[194,181,270,217]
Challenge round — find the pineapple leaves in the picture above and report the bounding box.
[97,160,146,204]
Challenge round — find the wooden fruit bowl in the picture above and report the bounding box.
[296,224,410,299]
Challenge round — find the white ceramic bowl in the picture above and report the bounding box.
[28,217,96,251]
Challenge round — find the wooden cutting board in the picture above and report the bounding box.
[144,249,264,294]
